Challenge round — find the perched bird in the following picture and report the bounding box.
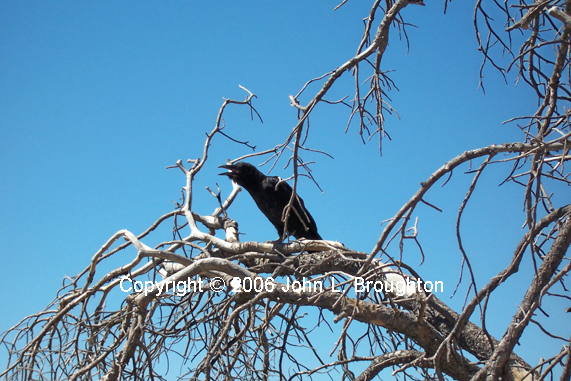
[219,162,322,241]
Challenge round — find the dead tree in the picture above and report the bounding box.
[2,1,571,380]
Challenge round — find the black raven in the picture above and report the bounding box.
[219,162,322,241]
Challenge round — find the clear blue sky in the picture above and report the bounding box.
[0,0,566,374]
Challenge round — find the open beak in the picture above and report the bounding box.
[218,164,237,179]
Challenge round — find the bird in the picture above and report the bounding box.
[219,162,322,242]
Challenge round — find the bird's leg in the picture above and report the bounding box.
[265,237,284,245]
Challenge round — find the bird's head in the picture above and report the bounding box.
[218,162,265,188]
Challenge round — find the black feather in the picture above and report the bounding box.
[219,162,322,241]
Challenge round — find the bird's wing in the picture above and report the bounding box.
[266,177,322,240]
